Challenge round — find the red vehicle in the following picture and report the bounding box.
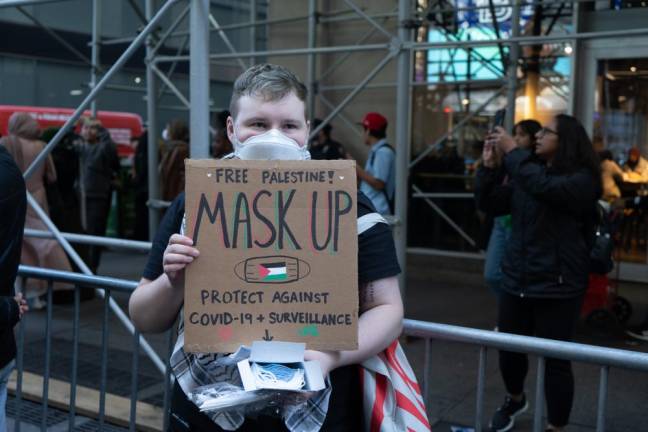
[0,105,143,157]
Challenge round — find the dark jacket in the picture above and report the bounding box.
[475,148,598,299]
[80,127,120,199]
[309,138,346,160]
[0,145,27,369]
[159,140,188,201]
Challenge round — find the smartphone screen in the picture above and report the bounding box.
[492,108,506,130]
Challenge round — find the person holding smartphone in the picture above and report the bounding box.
[475,115,601,432]
[481,119,541,300]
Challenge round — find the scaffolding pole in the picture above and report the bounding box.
[307,0,317,121]
[249,0,256,66]
[154,43,391,62]
[319,78,507,91]
[146,0,161,239]
[190,0,211,158]
[394,0,412,294]
[505,0,520,131]
[0,0,76,7]
[90,0,101,116]
[568,0,581,115]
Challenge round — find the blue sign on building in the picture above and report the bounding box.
[455,0,534,34]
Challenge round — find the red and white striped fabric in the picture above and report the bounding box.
[360,340,432,432]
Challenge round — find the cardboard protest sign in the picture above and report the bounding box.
[184,159,358,353]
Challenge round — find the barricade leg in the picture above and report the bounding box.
[67,286,80,432]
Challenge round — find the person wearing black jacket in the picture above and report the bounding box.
[79,118,120,272]
[475,114,601,432]
[0,145,29,431]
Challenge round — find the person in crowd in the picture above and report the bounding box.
[133,131,149,240]
[482,120,541,300]
[599,150,625,202]
[160,119,189,202]
[78,117,120,273]
[354,112,395,216]
[0,113,73,307]
[129,63,403,431]
[309,118,347,160]
[622,147,648,182]
[211,110,233,159]
[0,140,29,432]
[476,114,601,432]
[39,127,94,302]
[44,128,84,230]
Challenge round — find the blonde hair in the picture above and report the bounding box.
[229,63,307,118]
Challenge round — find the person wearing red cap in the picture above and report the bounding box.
[356,112,395,215]
[622,147,648,182]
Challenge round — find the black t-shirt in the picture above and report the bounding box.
[142,191,400,283]
[143,190,400,431]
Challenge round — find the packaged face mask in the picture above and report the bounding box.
[250,362,306,391]
[233,128,311,161]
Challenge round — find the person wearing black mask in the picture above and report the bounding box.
[476,114,601,432]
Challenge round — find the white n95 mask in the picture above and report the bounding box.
[233,129,311,161]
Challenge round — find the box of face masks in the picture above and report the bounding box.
[237,341,326,392]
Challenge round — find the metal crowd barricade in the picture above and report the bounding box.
[14,265,175,432]
[403,319,648,432]
[12,265,648,432]
[23,229,152,253]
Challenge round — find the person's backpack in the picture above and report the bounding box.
[368,143,395,214]
[589,201,614,274]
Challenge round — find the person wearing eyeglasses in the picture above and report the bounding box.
[475,114,601,432]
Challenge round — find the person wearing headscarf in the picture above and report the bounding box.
[0,113,73,307]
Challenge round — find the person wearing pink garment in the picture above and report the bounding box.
[0,112,73,308]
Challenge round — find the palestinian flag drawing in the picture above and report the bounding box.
[234,255,311,284]
[258,262,287,281]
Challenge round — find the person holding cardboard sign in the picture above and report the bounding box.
[129,64,404,431]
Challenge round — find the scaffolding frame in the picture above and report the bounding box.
[5,0,648,370]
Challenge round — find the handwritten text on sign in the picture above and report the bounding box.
[184,160,358,353]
